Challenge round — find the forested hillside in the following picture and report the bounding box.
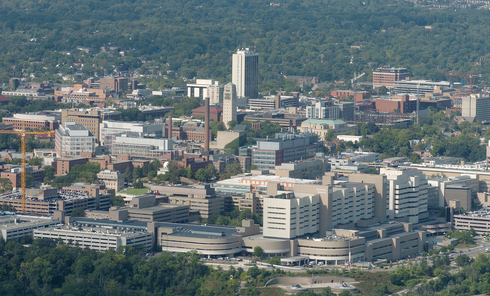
[0,238,244,296]
[2,0,490,88]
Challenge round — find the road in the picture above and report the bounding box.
[203,260,306,272]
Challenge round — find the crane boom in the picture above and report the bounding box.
[445,72,482,89]
[0,123,55,213]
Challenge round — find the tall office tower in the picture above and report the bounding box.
[380,167,429,224]
[232,48,259,99]
[223,83,237,129]
[462,94,490,122]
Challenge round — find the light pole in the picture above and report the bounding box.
[349,238,351,265]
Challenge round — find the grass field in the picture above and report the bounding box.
[120,187,149,195]
[455,244,477,249]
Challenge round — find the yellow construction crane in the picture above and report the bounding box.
[0,122,55,213]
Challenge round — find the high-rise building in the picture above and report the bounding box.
[223,83,237,129]
[207,84,224,105]
[251,132,320,170]
[263,192,319,239]
[306,100,340,119]
[55,122,96,157]
[462,94,490,122]
[99,77,128,92]
[61,109,102,142]
[232,48,259,98]
[380,167,429,224]
[372,66,410,89]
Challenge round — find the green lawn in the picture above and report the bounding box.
[455,244,477,249]
[120,187,149,195]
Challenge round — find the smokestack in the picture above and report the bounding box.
[204,97,210,152]
[167,116,172,139]
[274,95,281,109]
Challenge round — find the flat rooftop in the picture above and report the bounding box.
[38,225,150,238]
[455,207,490,219]
[71,218,149,230]
[0,189,97,202]
[70,218,239,238]
[164,223,239,239]
[217,175,320,185]
[0,217,58,230]
[124,204,188,214]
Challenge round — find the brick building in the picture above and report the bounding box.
[330,90,371,103]
[374,95,417,113]
[372,66,410,89]
[55,157,89,175]
[191,106,223,122]
[99,77,128,92]
[2,113,60,131]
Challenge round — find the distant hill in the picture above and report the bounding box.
[1,0,490,87]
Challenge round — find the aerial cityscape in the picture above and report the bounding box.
[2,0,490,295]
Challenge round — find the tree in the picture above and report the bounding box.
[149,159,162,171]
[244,286,260,296]
[253,246,263,258]
[227,120,238,130]
[148,171,156,180]
[133,180,144,189]
[224,162,242,176]
[110,195,125,207]
[0,178,12,191]
[124,167,133,183]
[43,165,55,182]
[28,157,43,166]
[71,208,85,217]
[25,174,34,187]
[269,257,280,265]
[195,169,206,182]
[209,120,225,138]
[133,166,143,180]
[455,254,472,267]
[184,167,193,179]
[320,287,335,296]
[324,129,336,141]
[204,164,217,181]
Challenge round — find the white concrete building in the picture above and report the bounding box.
[329,149,379,169]
[306,100,340,119]
[232,48,259,98]
[186,79,219,99]
[33,226,153,251]
[223,83,237,129]
[263,192,319,239]
[380,168,429,224]
[331,183,375,228]
[55,122,95,157]
[109,133,173,158]
[393,80,453,95]
[0,216,59,242]
[208,84,224,105]
[427,175,478,211]
[2,89,45,97]
[97,170,125,192]
[100,120,164,145]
